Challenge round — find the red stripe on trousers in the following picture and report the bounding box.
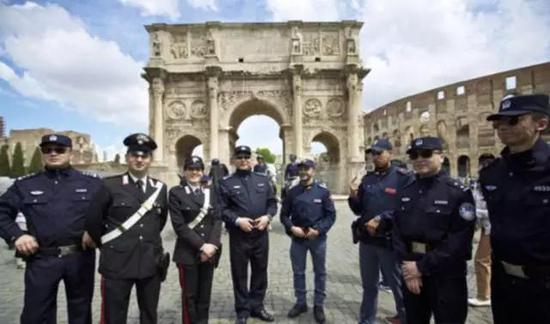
[178,264,191,324]
[100,277,106,324]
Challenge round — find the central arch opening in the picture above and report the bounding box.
[310,131,341,192]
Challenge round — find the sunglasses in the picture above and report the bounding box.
[409,150,440,160]
[41,147,68,154]
[491,115,524,129]
[235,155,251,160]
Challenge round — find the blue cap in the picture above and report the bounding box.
[366,138,392,153]
[406,136,443,154]
[40,134,72,147]
[184,156,204,170]
[123,133,157,154]
[487,94,550,120]
[297,159,316,169]
[234,145,251,156]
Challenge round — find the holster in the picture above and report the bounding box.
[351,220,360,244]
[157,252,170,282]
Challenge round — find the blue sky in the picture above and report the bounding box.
[1,0,549,159]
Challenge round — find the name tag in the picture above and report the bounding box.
[75,188,88,193]
[434,200,448,205]
[484,185,497,191]
[233,185,241,189]
[257,183,265,187]
[30,191,44,196]
[313,199,322,203]
[401,197,410,202]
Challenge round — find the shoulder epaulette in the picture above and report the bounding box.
[16,172,39,181]
[252,171,268,178]
[396,167,412,175]
[446,178,470,192]
[316,181,328,190]
[79,170,99,178]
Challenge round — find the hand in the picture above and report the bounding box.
[405,277,423,295]
[14,234,39,256]
[305,228,320,240]
[81,231,96,250]
[200,252,210,263]
[201,243,218,258]
[349,183,359,197]
[254,215,271,231]
[402,261,422,280]
[365,217,380,236]
[290,226,306,238]
[237,217,255,232]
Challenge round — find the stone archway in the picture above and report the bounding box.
[175,135,202,170]
[457,155,470,178]
[308,131,343,193]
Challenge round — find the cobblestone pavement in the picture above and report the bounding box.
[0,201,492,323]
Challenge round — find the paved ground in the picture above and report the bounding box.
[0,201,492,323]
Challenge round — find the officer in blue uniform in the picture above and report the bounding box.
[169,156,222,324]
[348,139,413,324]
[85,133,168,324]
[220,145,278,324]
[479,94,550,324]
[392,136,475,324]
[0,134,102,324]
[280,159,335,324]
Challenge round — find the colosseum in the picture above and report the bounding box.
[364,61,550,179]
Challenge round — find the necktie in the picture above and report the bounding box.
[136,179,144,193]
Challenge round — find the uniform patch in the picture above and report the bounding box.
[459,202,475,221]
[30,190,44,196]
[384,187,397,195]
[401,197,411,202]
[533,185,550,192]
[434,200,448,205]
[233,185,241,189]
[484,185,497,191]
[75,188,88,193]
[257,183,265,187]
[313,198,322,203]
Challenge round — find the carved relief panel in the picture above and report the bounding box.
[321,30,340,56]
[170,32,188,59]
[190,31,207,58]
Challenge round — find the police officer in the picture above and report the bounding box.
[284,154,299,181]
[253,154,268,174]
[348,139,413,324]
[392,136,475,324]
[479,94,550,323]
[220,145,278,324]
[280,159,335,323]
[169,156,222,324]
[0,134,102,324]
[85,133,168,324]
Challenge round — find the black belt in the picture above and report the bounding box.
[38,244,82,258]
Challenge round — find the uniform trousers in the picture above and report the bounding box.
[491,259,550,324]
[402,274,467,324]
[21,250,95,324]
[177,262,215,324]
[290,236,327,307]
[100,274,161,324]
[229,230,269,317]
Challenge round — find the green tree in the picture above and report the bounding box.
[28,147,43,173]
[0,145,10,177]
[255,147,276,164]
[113,153,121,164]
[11,142,25,178]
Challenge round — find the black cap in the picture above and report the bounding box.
[123,133,157,154]
[366,138,392,153]
[297,159,316,169]
[256,154,264,160]
[234,145,251,156]
[406,136,443,154]
[184,156,204,170]
[487,94,550,121]
[40,134,72,148]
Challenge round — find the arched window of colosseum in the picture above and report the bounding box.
[383,109,387,116]
[437,90,445,100]
[457,155,470,179]
[442,157,451,174]
[406,101,412,112]
[456,85,465,96]
[505,76,517,90]
[457,125,470,149]
[373,124,379,133]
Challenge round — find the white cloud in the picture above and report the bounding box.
[187,0,218,11]
[118,0,180,19]
[266,0,339,21]
[0,2,148,126]
[358,0,550,109]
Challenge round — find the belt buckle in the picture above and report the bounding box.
[57,245,75,258]
[411,242,427,254]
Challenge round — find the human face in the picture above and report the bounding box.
[409,150,443,177]
[41,145,71,169]
[492,114,548,152]
[126,151,152,177]
[184,167,203,185]
[371,149,392,169]
[298,166,315,183]
[234,154,252,170]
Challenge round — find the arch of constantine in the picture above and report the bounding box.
[143,21,368,192]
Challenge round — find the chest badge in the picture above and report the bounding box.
[30,191,44,196]
[233,185,241,189]
[257,183,265,187]
[484,185,497,191]
[459,202,476,221]
[75,188,88,193]
[384,187,397,195]
[401,197,411,202]
[313,198,322,203]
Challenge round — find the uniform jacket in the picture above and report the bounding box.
[169,180,222,265]
[220,169,278,235]
[479,138,550,265]
[280,181,336,237]
[85,173,168,279]
[392,171,475,278]
[348,165,414,246]
[0,167,102,247]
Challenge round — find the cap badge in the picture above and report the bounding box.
[136,134,149,142]
[415,139,423,146]
[49,135,58,141]
[502,100,511,110]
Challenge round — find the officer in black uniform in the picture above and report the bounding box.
[220,145,278,324]
[280,159,336,323]
[169,156,222,324]
[348,139,413,324]
[253,155,268,174]
[86,133,168,324]
[479,94,550,324]
[392,136,475,324]
[0,134,102,324]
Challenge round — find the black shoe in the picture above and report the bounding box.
[314,306,326,323]
[250,308,274,322]
[235,316,248,324]
[287,303,308,318]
